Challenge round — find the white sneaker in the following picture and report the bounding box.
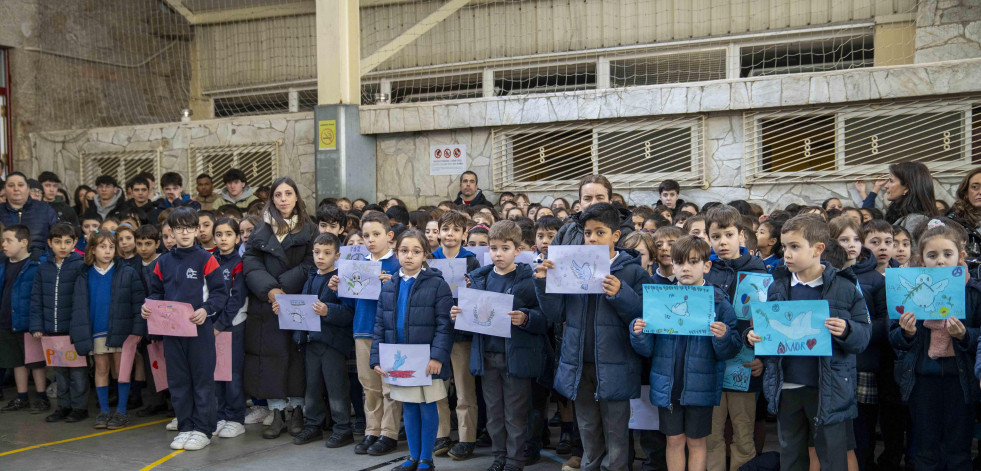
[244,406,270,425]
[182,431,211,451]
[213,420,227,436]
[170,431,191,450]
[166,418,179,431]
[218,421,245,438]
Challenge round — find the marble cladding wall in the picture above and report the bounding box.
[29,113,318,211]
[915,0,981,63]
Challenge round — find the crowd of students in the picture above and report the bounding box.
[1,161,980,471]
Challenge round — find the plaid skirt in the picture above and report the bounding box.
[856,371,878,404]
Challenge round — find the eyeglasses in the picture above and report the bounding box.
[172,226,197,234]
[397,248,425,257]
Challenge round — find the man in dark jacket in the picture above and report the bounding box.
[38,172,78,227]
[115,176,157,227]
[152,172,202,223]
[84,175,125,221]
[0,173,59,259]
[453,171,490,207]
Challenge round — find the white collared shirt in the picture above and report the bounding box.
[399,268,423,282]
[94,262,115,276]
[369,249,395,262]
[656,267,676,282]
[783,270,822,390]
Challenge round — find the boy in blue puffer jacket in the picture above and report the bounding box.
[0,225,46,413]
[746,214,870,471]
[534,203,651,471]
[30,223,88,423]
[631,235,741,471]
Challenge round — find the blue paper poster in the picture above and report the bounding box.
[733,272,773,320]
[885,266,966,320]
[750,300,831,356]
[723,347,755,391]
[642,284,715,336]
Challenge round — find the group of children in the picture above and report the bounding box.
[3,168,980,471]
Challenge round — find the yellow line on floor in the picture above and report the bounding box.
[140,449,185,471]
[0,417,173,457]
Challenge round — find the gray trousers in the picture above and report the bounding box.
[777,386,848,471]
[482,352,532,468]
[574,363,631,471]
[304,342,352,434]
[53,366,89,410]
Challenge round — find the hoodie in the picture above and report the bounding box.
[84,189,124,220]
[220,186,259,209]
[454,189,490,207]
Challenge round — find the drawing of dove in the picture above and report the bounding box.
[392,350,407,371]
[571,260,593,290]
[769,311,822,340]
[898,274,949,311]
[345,271,370,295]
[665,297,690,317]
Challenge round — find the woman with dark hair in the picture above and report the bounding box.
[883,162,939,236]
[551,197,570,211]
[947,167,981,273]
[74,185,95,219]
[243,177,316,439]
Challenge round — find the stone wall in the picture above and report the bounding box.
[915,0,981,63]
[30,113,318,210]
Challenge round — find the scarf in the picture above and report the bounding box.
[263,212,299,242]
[923,319,955,359]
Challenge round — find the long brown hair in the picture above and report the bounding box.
[395,229,433,268]
[951,167,981,228]
[85,231,117,266]
[884,162,940,224]
[263,177,311,236]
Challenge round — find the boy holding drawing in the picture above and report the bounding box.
[630,235,741,471]
[142,207,229,451]
[533,202,651,471]
[451,219,548,471]
[746,214,870,471]
[0,225,45,413]
[285,232,355,448]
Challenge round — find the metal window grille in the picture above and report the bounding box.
[189,141,282,192]
[744,96,981,185]
[79,149,161,187]
[492,116,705,192]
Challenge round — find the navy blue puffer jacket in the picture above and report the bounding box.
[631,284,742,407]
[294,267,355,354]
[70,264,147,355]
[849,248,889,372]
[0,199,59,259]
[1,256,39,332]
[534,248,651,401]
[370,267,455,380]
[30,253,86,335]
[467,263,550,379]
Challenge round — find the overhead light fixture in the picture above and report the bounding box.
[181,108,193,123]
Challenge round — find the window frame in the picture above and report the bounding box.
[0,47,10,174]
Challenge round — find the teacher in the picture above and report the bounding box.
[243,176,315,439]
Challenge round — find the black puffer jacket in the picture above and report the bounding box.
[849,248,889,373]
[242,219,315,399]
[30,253,86,334]
[70,264,147,355]
[551,206,635,247]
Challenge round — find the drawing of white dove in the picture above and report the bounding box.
[898,274,949,311]
[571,260,594,290]
[666,298,691,317]
[769,311,822,340]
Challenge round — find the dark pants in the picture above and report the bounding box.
[482,352,532,468]
[876,401,909,468]
[304,342,352,434]
[525,380,550,454]
[216,327,246,424]
[53,366,89,410]
[909,375,974,471]
[853,403,877,471]
[639,430,668,471]
[777,387,848,471]
[574,363,631,471]
[165,323,216,436]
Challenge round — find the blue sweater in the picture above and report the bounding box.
[147,246,228,319]
[396,276,417,344]
[88,265,114,338]
[352,252,400,339]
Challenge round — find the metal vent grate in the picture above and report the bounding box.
[189,141,282,192]
[79,149,161,187]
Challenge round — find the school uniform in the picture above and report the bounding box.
[214,249,248,426]
[534,248,651,471]
[70,263,147,356]
[0,256,40,369]
[148,245,229,437]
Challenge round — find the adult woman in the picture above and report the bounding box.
[882,162,939,237]
[243,177,315,439]
[74,185,95,217]
[0,173,59,258]
[947,167,981,274]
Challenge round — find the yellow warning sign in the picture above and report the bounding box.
[318,120,336,150]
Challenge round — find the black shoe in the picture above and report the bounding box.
[433,437,454,456]
[45,407,71,422]
[355,435,378,454]
[262,410,286,439]
[525,450,541,466]
[548,410,561,427]
[476,430,492,447]
[127,394,143,410]
[367,436,398,456]
[353,417,366,435]
[486,457,506,471]
[29,398,51,414]
[292,427,323,445]
[392,458,418,471]
[417,459,435,470]
[555,432,574,456]
[106,412,129,430]
[64,408,89,423]
[288,406,304,437]
[136,403,168,417]
[502,464,522,471]
[1,398,29,412]
[448,441,475,460]
[326,431,354,448]
[93,412,110,429]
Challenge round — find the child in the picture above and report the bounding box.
[747,214,871,471]
[862,220,895,275]
[116,224,140,270]
[684,215,708,242]
[238,214,259,258]
[631,236,740,471]
[703,205,767,471]
[431,211,481,459]
[331,211,402,456]
[197,210,217,253]
[657,180,685,219]
[424,219,440,250]
[756,219,784,273]
[652,226,685,283]
[451,220,548,470]
[211,217,248,438]
[135,225,160,271]
[620,230,655,275]
[893,219,980,469]
[892,225,912,267]
[533,202,651,471]
[466,226,490,247]
[287,233,356,448]
[370,229,453,471]
[78,214,102,253]
[533,216,562,263]
[30,223,89,422]
[0,225,46,413]
[101,215,121,234]
[133,224,162,413]
[160,222,176,252]
[142,207,229,451]
[72,230,146,429]
[317,204,347,236]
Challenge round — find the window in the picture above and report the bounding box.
[611,50,726,87]
[189,142,281,192]
[492,117,704,192]
[740,35,874,78]
[79,150,160,187]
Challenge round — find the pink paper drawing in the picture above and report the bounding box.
[147,341,168,391]
[214,332,232,381]
[24,333,44,364]
[118,335,141,382]
[145,299,198,337]
[40,336,87,367]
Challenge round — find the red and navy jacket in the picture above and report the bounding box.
[148,246,229,323]
[214,249,246,332]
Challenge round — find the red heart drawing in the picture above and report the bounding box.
[152,361,159,369]
[738,273,747,282]
[895,306,904,315]
[806,338,817,349]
